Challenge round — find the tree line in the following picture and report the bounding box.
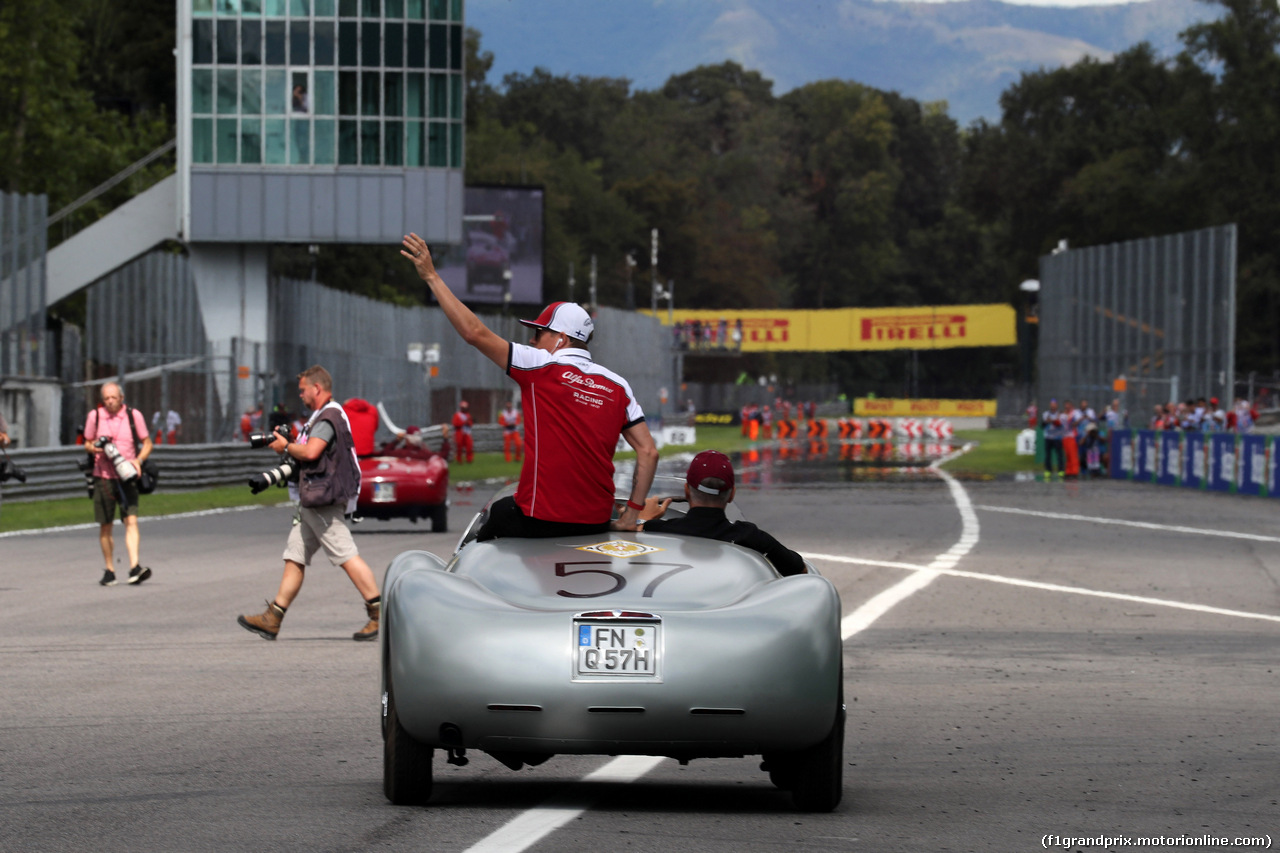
[4,0,1277,395]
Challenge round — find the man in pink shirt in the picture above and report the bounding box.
[83,383,153,587]
[402,233,658,538]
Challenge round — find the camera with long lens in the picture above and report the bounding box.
[248,426,291,449]
[94,437,138,481]
[0,455,26,484]
[248,455,298,494]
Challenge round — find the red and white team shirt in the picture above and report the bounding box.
[507,343,645,524]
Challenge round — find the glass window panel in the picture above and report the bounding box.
[265,0,286,14]
[194,0,214,15]
[450,73,461,119]
[362,0,381,14]
[194,20,214,64]
[314,21,334,64]
[265,68,288,113]
[241,68,262,113]
[241,20,262,63]
[192,118,214,162]
[216,20,237,64]
[361,22,380,66]
[406,120,423,166]
[384,120,403,165]
[339,71,358,114]
[217,0,238,13]
[338,120,358,164]
[407,0,424,19]
[428,121,445,166]
[315,119,336,164]
[265,118,287,163]
[406,23,425,67]
[428,24,446,69]
[315,0,334,13]
[290,0,309,14]
[291,119,310,163]
[385,22,403,66]
[450,0,460,20]
[290,22,309,64]
[241,118,262,163]
[361,120,381,164]
[217,118,238,163]
[338,22,357,65]
[406,72,424,117]
[192,69,213,113]
[314,70,335,114]
[386,0,403,17]
[243,0,262,12]
[361,72,380,116]
[450,121,461,167]
[292,71,311,113]
[217,69,238,114]
[449,25,460,70]
[384,72,402,117]
[265,21,286,64]
[428,73,446,118]
[429,0,445,19]
[339,0,357,15]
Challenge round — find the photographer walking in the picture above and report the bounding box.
[0,407,10,518]
[237,366,381,642]
[83,383,153,587]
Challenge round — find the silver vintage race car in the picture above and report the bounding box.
[379,480,845,811]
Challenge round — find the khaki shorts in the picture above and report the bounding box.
[93,477,139,524]
[282,503,359,567]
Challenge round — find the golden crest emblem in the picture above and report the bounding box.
[576,540,664,558]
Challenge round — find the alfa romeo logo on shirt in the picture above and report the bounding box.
[576,540,664,558]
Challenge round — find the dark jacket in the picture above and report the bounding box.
[298,405,360,509]
[643,506,806,576]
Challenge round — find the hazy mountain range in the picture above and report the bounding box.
[468,0,1221,124]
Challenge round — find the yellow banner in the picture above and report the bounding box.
[646,304,1016,351]
[854,398,997,418]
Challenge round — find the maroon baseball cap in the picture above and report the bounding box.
[686,450,735,495]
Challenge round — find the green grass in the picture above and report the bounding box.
[1,425,1033,534]
[939,428,1041,476]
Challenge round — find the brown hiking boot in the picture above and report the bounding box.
[238,600,286,640]
[353,598,380,641]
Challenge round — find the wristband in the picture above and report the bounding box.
[625,499,644,512]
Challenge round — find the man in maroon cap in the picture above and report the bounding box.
[401,233,658,538]
[638,451,806,576]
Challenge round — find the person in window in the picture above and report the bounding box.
[292,83,310,114]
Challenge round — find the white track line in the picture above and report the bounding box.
[462,456,984,852]
[976,504,1280,544]
[0,504,273,539]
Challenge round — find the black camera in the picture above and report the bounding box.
[0,458,25,484]
[248,427,289,449]
[248,455,299,494]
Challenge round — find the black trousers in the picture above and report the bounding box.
[475,495,610,541]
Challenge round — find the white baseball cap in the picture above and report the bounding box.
[519,302,594,342]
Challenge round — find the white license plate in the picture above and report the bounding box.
[574,622,659,678]
[372,482,396,503]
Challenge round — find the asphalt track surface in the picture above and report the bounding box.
[2,458,1278,852]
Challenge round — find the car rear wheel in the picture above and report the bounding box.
[429,503,448,533]
[789,703,845,812]
[383,684,434,806]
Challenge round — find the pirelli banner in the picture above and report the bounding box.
[649,304,1016,352]
[854,398,998,418]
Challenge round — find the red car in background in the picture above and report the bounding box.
[345,399,449,532]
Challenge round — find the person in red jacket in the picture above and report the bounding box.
[498,400,523,462]
[452,400,474,463]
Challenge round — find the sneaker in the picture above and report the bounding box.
[99,569,117,586]
[127,565,153,586]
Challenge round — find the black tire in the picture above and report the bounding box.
[430,503,448,533]
[789,704,845,812]
[383,685,434,806]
